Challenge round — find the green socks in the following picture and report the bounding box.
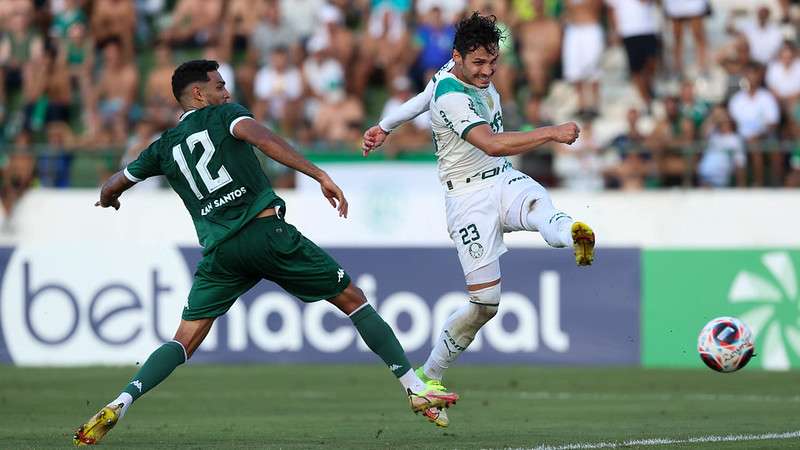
[122,340,187,401]
[350,304,412,377]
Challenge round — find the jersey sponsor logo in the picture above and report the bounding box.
[200,186,248,216]
[507,175,529,185]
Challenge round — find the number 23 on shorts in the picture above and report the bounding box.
[458,224,480,245]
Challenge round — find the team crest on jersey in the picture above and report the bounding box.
[468,242,484,259]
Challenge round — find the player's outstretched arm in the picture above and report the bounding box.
[233,118,348,218]
[362,79,435,155]
[465,122,580,157]
[95,171,136,210]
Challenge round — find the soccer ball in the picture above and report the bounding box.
[697,316,755,373]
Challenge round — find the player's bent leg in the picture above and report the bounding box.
[73,318,214,446]
[511,190,596,266]
[522,194,573,248]
[328,283,459,415]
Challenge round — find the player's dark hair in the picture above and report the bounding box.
[171,59,220,103]
[453,12,503,57]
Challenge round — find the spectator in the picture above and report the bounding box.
[62,23,95,113]
[606,108,652,190]
[698,106,746,187]
[38,47,77,190]
[416,0,466,24]
[223,0,266,55]
[280,0,327,42]
[517,0,561,111]
[90,0,136,57]
[144,41,178,108]
[717,32,750,98]
[43,46,73,146]
[239,0,299,107]
[0,6,44,121]
[253,46,303,136]
[411,7,456,86]
[731,6,783,66]
[160,0,223,48]
[553,117,608,191]
[50,0,87,39]
[87,38,139,146]
[379,76,431,157]
[647,96,694,187]
[312,88,364,145]
[354,3,408,96]
[562,0,604,115]
[766,41,800,135]
[663,0,709,76]
[728,63,781,186]
[679,80,712,138]
[302,34,346,126]
[606,0,661,107]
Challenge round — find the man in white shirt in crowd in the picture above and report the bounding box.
[728,63,781,186]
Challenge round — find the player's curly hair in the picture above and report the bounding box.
[171,59,220,103]
[453,12,504,56]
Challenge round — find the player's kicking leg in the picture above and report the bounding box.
[73,318,212,446]
[328,284,459,415]
[514,187,595,266]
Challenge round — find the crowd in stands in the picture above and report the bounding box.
[0,0,799,219]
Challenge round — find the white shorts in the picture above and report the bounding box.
[563,23,604,83]
[444,168,549,276]
[663,0,708,18]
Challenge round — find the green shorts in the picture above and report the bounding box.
[182,216,351,321]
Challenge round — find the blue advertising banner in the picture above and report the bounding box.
[0,246,640,366]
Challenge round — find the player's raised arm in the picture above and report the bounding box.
[464,122,580,157]
[95,170,137,210]
[362,76,436,155]
[233,117,348,218]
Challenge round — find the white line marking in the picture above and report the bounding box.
[469,390,800,403]
[506,430,800,450]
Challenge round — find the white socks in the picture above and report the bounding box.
[107,392,133,419]
[422,301,499,380]
[525,201,573,248]
[398,369,428,393]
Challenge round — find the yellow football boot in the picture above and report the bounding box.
[572,221,595,266]
[73,403,122,446]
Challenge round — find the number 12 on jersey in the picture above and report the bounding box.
[172,129,233,200]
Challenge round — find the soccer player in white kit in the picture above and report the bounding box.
[362,12,596,428]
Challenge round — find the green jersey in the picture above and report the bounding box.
[125,103,282,254]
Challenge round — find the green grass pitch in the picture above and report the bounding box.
[1,364,798,449]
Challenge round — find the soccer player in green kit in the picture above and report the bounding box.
[72,60,458,446]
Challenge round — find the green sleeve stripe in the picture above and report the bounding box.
[434,78,468,100]
[461,121,487,140]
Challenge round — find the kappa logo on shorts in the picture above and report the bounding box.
[337,268,345,283]
[468,242,484,259]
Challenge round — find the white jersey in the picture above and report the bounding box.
[429,67,507,186]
